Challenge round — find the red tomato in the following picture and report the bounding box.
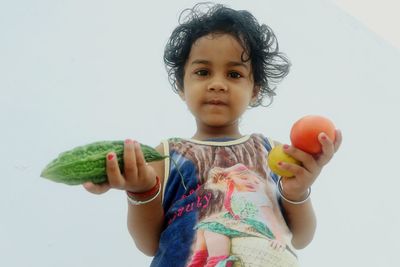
[290,115,336,154]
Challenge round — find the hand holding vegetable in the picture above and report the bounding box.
[83,139,159,195]
[41,139,186,194]
[41,140,166,187]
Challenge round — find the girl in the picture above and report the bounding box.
[84,3,342,267]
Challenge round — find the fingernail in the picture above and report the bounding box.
[107,153,114,160]
[125,139,133,145]
[321,135,327,140]
[283,144,289,150]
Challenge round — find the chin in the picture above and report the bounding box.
[203,118,233,127]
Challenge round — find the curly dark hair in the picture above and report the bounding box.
[163,2,291,106]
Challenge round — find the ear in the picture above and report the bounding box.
[176,80,186,101]
[178,89,186,101]
[251,86,260,102]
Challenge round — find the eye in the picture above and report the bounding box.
[228,71,242,79]
[195,69,209,76]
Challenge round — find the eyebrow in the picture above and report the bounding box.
[190,59,249,70]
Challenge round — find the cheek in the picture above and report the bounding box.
[233,94,252,110]
[183,93,201,113]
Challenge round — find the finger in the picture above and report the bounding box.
[317,132,335,165]
[123,139,138,180]
[279,160,310,179]
[333,129,342,153]
[106,152,125,188]
[82,181,110,194]
[283,144,319,174]
[134,141,148,177]
[133,142,158,191]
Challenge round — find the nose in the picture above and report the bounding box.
[207,76,228,92]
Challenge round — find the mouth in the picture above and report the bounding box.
[205,99,228,105]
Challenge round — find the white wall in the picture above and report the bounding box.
[1,0,399,266]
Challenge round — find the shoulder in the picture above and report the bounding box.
[153,138,188,200]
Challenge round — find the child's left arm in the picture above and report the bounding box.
[276,129,342,249]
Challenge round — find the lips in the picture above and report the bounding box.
[205,99,228,105]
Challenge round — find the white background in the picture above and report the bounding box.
[1,0,399,266]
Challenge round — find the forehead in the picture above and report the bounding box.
[188,33,249,64]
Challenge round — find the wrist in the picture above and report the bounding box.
[282,188,309,202]
[277,177,311,205]
[127,176,161,204]
[127,176,158,195]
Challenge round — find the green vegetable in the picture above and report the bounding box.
[40,141,168,185]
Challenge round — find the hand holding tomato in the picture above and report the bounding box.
[290,115,336,154]
[267,115,342,201]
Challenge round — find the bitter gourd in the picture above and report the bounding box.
[40,141,168,185]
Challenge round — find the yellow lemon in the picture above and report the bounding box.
[267,144,300,177]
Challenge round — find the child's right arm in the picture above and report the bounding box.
[125,143,165,256]
[83,139,166,256]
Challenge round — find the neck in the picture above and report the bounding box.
[192,122,243,141]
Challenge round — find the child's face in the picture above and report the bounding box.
[179,33,257,135]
